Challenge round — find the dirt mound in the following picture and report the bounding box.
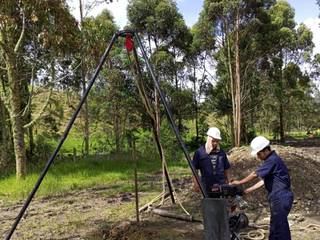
[228,145,320,212]
[103,221,156,240]
[103,218,204,240]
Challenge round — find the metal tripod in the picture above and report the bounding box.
[5,30,206,240]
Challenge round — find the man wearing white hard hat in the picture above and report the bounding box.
[192,127,231,195]
[231,136,293,240]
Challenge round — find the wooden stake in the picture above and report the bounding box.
[132,140,139,223]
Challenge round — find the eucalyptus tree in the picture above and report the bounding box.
[185,13,216,141]
[281,53,320,134]
[80,9,138,153]
[261,1,314,141]
[0,0,79,179]
[127,0,193,132]
[79,0,89,156]
[198,0,275,146]
[77,0,116,156]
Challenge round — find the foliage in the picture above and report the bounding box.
[0,0,81,178]
[0,0,320,182]
[127,0,193,132]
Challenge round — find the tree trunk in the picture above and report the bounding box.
[173,49,182,132]
[114,113,121,152]
[193,62,199,141]
[26,64,36,160]
[27,118,34,159]
[226,31,236,147]
[83,75,89,156]
[227,113,233,146]
[0,99,13,169]
[79,0,89,156]
[6,55,27,179]
[234,8,241,147]
[279,101,285,143]
[222,19,235,147]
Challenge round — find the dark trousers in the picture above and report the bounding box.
[269,191,293,240]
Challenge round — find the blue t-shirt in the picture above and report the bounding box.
[256,151,292,199]
[192,146,230,193]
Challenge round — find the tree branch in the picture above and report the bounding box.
[23,88,53,129]
[0,30,9,53]
[22,65,35,117]
[14,7,26,53]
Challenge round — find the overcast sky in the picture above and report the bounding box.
[67,0,320,54]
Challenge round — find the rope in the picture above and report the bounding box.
[160,156,191,216]
[291,223,320,232]
[172,188,191,216]
[239,229,265,240]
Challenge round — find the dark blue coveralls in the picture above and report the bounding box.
[192,146,231,195]
[256,151,293,240]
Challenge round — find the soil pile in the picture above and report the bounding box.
[228,145,320,213]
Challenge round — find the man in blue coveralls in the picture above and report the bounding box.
[192,127,231,195]
[231,136,293,240]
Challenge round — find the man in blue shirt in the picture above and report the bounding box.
[192,127,231,195]
[231,136,293,240]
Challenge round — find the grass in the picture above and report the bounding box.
[256,130,320,141]
[5,127,316,202]
[0,152,190,202]
[286,131,308,139]
[47,132,100,155]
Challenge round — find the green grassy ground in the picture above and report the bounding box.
[4,127,315,202]
[0,152,190,202]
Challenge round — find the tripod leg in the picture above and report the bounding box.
[231,231,240,240]
[5,32,119,240]
[133,32,207,198]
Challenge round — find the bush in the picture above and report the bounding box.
[32,134,55,164]
[134,128,158,160]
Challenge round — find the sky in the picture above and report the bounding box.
[68,0,320,54]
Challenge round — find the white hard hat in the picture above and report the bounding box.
[207,127,221,140]
[250,136,270,156]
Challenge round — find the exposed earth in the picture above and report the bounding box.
[1,138,320,240]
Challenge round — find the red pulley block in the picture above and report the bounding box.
[125,34,134,52]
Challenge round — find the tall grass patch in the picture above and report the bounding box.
[0,151,192,202]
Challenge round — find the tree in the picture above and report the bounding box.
[0,0,79,179]
[186,12,216,141]
[263,1,314,142]
[198,0,275,146]
[127,0,193,129]
[77,0,117,156]
[79,0,90,156]
[80,10,127,152]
